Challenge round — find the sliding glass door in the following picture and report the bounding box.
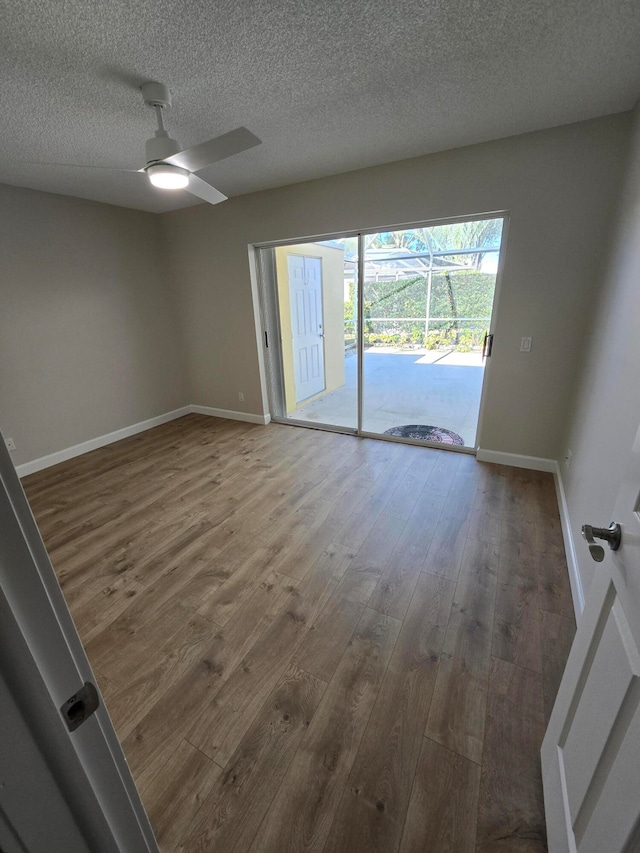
[258,215,505,450]
[361,220,503,447]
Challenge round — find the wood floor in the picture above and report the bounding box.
[23,414,576,852]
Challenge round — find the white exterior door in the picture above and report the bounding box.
[0,435,157,852]
[542,422,640,852]
[288,254,325,403]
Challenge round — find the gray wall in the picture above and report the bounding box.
[161,114,630,460]
[561,103,640,596]
[0,185,187,466]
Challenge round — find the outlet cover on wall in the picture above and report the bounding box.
[565,448,572,469]
[238,392,244,402]
[5,437,16,451]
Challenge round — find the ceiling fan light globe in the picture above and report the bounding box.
[146,164,189,190]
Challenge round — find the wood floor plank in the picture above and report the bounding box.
[492,576,542,674]
[527,473,561,520]
[498,538,539,588]
[141,739,223,853]
[436,480,477,541]
[69,574,146,644]
[399,737,481,853]
[345,512,408,577]
[540,609,575,724]
[384,455,437,519]
[103,613,220,742]
[475,657,547,852]
[120,570,297,791]
[185,544,342,766]
[537,548,574,618]
[424,449,462,496]
[293,588,365,682]
[272,500,351,581]
[249,607,402,853]
[324,572,455,853]
[425,537,499,764]
[425,510,471,581]
[334,563,382,605]
[354,439,409,483]
[22,417,569,852]
[467,502,503,545]
[195,543,281,625]
[332,492,393,550]
[93,669,115,704]
[179,665,327,852]
[367,491,442,619]
[84,570,202,682]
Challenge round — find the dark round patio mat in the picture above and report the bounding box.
[383,425,465,445]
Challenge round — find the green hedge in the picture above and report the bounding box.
[344,271,495,349]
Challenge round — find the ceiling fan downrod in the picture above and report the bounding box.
[154,104,166,134]
[140,82,182,167]
[139,81,187,187]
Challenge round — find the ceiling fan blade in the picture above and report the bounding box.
[164,127,261,173]
[185,174,228,205]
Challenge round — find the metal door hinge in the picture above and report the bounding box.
[60,682,100,732]
[265,330,269,348]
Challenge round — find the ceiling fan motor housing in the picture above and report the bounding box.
[145,131,182,165]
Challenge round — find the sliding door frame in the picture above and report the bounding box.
[253,210,509,454]
[356,230,364,435]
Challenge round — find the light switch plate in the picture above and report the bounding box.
[520,336,532,353]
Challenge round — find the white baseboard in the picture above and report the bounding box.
[475,448,557,472]
[190,405,271,425]
[476,448,584,618]
[15,410,584,622]
[553,462,585,619]
[15,405,271,477]
[16,407,192,478]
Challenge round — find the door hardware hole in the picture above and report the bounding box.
[66,700,85,721]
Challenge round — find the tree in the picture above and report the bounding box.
[344,221,502,348]
[365,219,502,269]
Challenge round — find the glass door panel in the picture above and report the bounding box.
[361,219,503,447]
[272,238,358,431]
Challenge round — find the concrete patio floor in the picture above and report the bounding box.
[290,347,485,447]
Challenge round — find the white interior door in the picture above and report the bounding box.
[288,254,325,403]
[0,435,157,852]
[542,422,640,852]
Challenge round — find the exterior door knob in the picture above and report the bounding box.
[581,522,622,562]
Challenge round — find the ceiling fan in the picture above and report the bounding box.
[23,82,262,206]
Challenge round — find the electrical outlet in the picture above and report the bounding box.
[565,448,572,469]
[238,392,244,402]
[520,336,532,353]
[5,437,16,451]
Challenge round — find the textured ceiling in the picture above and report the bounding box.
[1,0,639,213]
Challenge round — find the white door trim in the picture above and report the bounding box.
[0,435,158,851]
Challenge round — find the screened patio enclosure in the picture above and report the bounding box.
[261,217,505,450]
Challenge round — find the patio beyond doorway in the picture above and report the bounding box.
[258,214,505,451]
[292,346,484,447]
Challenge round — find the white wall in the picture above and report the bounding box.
[0,185,187,466]
[161,114,630,460]
[560,103,640,597]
